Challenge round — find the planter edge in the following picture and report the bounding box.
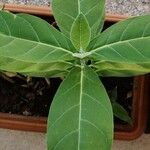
[115,75,149,140]
[0,113,47,132]
[1,4,128,21]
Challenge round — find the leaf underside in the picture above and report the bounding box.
[47,67,113,150]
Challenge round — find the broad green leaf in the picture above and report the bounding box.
[6,61,73,78]
[112,102,132,124]
[88,15,150,76]
[70,14,91,51]
[93,61,150,77]
[0,11,75,77]
[1,11,75,51]
[108,87,132,124]
[47,66,113,150]
[52,0,105,39]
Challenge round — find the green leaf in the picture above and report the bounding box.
[1,11,75,51]
[52,0,105,39]
[88,15,150,76]
[108,87,132,124]
[17,62,73,78]
[70,14,91,51]
[47,66,113,150]
[93,62,150,77]
[112,102,132,124]
[0,11,75,77]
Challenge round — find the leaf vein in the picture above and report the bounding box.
[108,46,128,61]
[17,15,40,41]
[0,39,15,49]
[91,37,149,55]
[56,82,80,99]
[53,129,78,150]
[142,22,150,37]
[0,14,11,35]
[81,119,108,144]
[0,33,73,55]
[119,20,134,41]
[50,104,79,128]
[127,42,148,59]
[85,4,98,16]
[83,92,112,120]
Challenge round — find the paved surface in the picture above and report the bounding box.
[0,128,150,150]
[0,129,46,150]
[106,0,150,16]
[113,134,150,150]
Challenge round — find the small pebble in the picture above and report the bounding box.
[22,110,31,116]
[106,0,150,16]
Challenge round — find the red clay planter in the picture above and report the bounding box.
[0,4,149,140]
[115,75,149,140]
[0,113,47,132]
[0,76,149,140]
[1,4,128,21]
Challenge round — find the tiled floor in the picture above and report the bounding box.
[0,128,150,150]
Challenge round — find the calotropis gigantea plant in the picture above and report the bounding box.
[0,0,150,149]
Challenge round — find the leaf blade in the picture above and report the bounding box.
[0,11,75,51]
[112,102,132,124]
[47,66,113,150]
[89,15,150,76]
[0,11,75,77]
[70,14,91,51]
[52,0,105,39]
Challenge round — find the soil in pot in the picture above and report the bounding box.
[0,73,133,126]
[0,73,61,117]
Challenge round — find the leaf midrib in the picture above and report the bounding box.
[78,0,81,14]
[0,33,74,55]
[90,36,150,54]
[78,67,83,150]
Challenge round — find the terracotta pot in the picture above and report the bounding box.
[0,76,149,140]
[114,75,149,140]
[0,113,47,132]
[0,4,149,140]
[1,4,128,21]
